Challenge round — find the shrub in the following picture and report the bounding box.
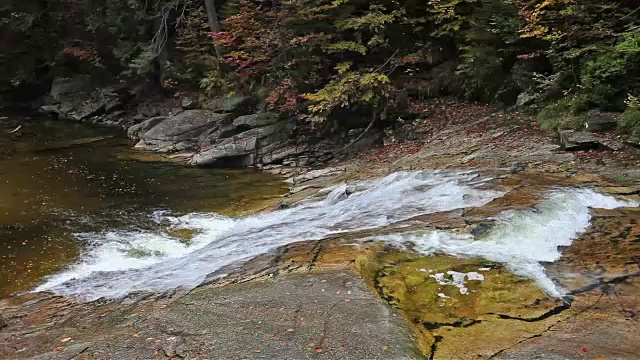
[620,94,640,138]
[537,96,589,131]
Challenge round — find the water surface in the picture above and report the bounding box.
[0,114,286,296]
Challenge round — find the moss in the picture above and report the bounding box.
[356,248,565,358]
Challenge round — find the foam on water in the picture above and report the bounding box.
[34,170,636,300]
[35,170,502,300]
[377,188,637,296]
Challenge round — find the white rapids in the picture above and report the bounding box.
[34,170,636,300]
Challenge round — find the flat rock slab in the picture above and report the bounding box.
[1,272,419,360]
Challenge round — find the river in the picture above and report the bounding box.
[0,114,286,297]
[2,114,637,301]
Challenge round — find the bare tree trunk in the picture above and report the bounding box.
[204,0,222,58]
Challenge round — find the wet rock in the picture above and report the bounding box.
[285,166,345,185]
[274,201,291,210]
[137,110,231,152]
[583,110,619,132]
[357,252,566,358]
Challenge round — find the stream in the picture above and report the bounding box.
[2,114,637,301]
[0,114,286,297]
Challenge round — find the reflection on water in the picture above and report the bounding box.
[0,114,286,296]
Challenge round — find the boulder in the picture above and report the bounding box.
[559,130,624,151]
[69,99,107,121]
[191,119,291,166]
[232,112,280,129]
[515,91,537,108]
[127,116,167,140]
[104,99,124,113]
[50,75,92,103]
[203,95,254,115]
[137,110,231,152]
[584,110,619,132]
[181,96,198,110]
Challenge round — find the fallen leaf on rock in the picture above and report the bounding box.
[315,346,323,353]
[347,290,352,295]
[580,348,588,352]
[336,291,342,294]
[287,328,294,332]
[132,333,141,337]
[54,347,64,351]
[320,280,327,283]
[60,337,72,343]
[308,343,315,347]
[383,345,389,351]
[255,350,261,353]
[345,298,351,302]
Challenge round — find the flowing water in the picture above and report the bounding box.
[0,114,286,297]
[2,114,637,301]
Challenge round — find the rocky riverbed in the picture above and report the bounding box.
[2,100,640,359]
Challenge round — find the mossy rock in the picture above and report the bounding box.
[356,249,567,358]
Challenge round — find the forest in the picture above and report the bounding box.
[2,0,640,136]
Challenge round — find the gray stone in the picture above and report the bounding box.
[559,130,624,151]
[70,99,107,121]
[233,112,280,128]
[104,99,124,114]
[203,95,254,114]
[515,91,538,108]
[260,145,306,165]
[181,96,198,109]
[31,343,90,360]
[39,104,62,116]
[140,110,231,149]
[127,116,167,140]
[584,110,619,132]
[50,75,91,103]
[190,136,258,166]
[624,136,640,147]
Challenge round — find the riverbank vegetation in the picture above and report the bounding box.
[2,0,639,135]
